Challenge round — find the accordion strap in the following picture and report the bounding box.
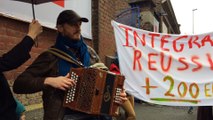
[46,47,84,67]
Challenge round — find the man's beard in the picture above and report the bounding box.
[64,34,80,41]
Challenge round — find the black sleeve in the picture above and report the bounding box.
[13,52,58,94]
[0,36,34,72]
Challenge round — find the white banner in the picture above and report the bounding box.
[0,0,92,39]
[112,20,213,106]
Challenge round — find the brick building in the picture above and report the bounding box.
[0,0,180,106]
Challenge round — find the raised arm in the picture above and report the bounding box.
[0,20,42,72]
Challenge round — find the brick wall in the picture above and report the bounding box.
[115,0,131,15]
[97,0,130,63]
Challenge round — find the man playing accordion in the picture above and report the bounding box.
[13,10,127,120]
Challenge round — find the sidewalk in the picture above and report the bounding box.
[25,103,198,120]
[134,103,197,120]
[25,103,43,120]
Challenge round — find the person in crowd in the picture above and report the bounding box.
[197,106,213,120]
[109,57,136,120]
[0,20,42,120]
[141,21,153,31]
[15,99,26,120]
[13,9,127,120]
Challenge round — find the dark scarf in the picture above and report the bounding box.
[54,33,90,76]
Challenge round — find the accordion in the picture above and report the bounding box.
[63,68,125,116]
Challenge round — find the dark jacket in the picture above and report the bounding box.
[13,46,100,120]
[197,106,213,120]
[0,36,34,120]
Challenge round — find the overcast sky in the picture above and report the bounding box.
[170,0,213,35]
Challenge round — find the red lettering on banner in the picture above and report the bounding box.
[188,36,200,48]
[177,57,189,71]
[160,35,170,51]
[133,31,146,47]
[130,51,213,72]
[173,35,188,52]
[118,25,213,52]
[160,52,172,72]
[201,35,213,46]
[133,49,142,71]
[117,25,213,73]
[191,56,202,72]
[148,33,160,48]
[148,53,158,71]
[206,53,213,70]
[118,25,133,47]
[118,25,213,53]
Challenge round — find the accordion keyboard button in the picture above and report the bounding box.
[66,72,79,103]
[114,88,122,103]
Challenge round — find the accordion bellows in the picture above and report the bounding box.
[63,68,125,116]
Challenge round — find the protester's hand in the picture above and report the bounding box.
[114,89,128,104]
[44,73,76,91]
[27,20,43,40]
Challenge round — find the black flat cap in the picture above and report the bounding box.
[56,10,88,25]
